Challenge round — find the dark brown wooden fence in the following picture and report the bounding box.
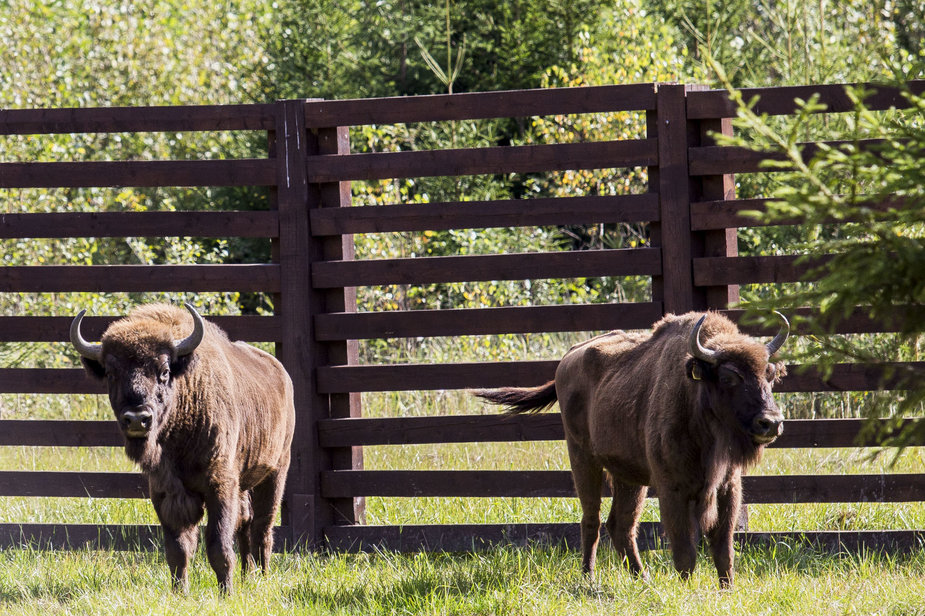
[0,81,922,554]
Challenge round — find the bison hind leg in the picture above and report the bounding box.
[237,490,256,578]
[604,477,647,579]
[250,464,288,573]
[565,443,605,578]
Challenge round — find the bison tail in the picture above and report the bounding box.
[471,381,558,415]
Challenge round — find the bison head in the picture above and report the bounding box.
[70,303,204,453]
[686,313,788,446]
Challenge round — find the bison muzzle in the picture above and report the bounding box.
[475,311,788,587]
[71,303,295,594]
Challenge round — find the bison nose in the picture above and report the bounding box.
[120,409,153,437]
[752,415,783,438]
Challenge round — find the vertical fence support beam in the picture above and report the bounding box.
[309,123,365,529]
[274,99,317,549]
[650,83,699,314]
[690,96,740,309]
[276,99,363,551]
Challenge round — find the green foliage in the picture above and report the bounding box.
[716,66,925,443]
[652,0,922,86]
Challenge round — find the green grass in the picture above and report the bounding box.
[2,543,925,614]
[3,383,925,613]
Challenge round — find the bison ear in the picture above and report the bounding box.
[80,357,106,380]
[686,358,713,382]
[169,352,197,378]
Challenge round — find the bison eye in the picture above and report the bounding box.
[766,364,777,381]
[159,366,170,383]
[718,367,742,388]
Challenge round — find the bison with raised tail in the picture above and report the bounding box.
[475,311,788,587]
[70,303,295,594]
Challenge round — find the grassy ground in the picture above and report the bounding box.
[2,380,925,613]
[3,541,925,615]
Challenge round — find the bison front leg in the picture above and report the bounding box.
[205,490,240,594]
[705,476,742,588]
[150,488,204,594]
[657,488,699,580]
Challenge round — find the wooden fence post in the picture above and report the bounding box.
[688,86,740,310]
[275,99,364,550]
[650,83,698,314]
[274,99,319,549]
[306,122,365,530]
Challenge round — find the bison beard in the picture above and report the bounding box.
[475,311,787,588]
[70,303,295,594]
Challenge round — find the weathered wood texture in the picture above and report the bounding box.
[0,159,276,188]
[315,417,919,449]
[309,194,658,235]
[0,211,278,239]
[0,315,281,343]
[2,82,923,556]
[0,104,275,134]
[302,83,657,127]
[306,140,657,183]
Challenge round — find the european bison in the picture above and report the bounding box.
[70,303,295,594]
[475,311,788,587]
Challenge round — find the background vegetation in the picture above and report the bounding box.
[0,0,923,612]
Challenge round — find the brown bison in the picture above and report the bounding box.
[70,303,295,594]
[475,311,788,587]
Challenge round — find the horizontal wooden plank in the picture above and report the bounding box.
[0,264,280,293]
[0,159,277,188]
[776,362,925,393]
[316,360,558,393]
[325,523,925,555]
[311,248,660,288]
[687,80,925,119]
[313,302,663,340]
[0,315,281,343]
[0,523,291,551]
[691,198,790,230]
[306,140,657,183]
[722,306,920,336]
[0,104,276,134]
[744,474,925,504]
[0,369,103,394]
[325,521,663,553]
[309,194,659,236]
[0,211,278,239]
[688,139,887,176]
[303,84,658,127]
[0,471,147,498]
[0,415,915,450]
[693,254,829,286]
[318,414,565,447]
[691,195,912,231]
[316,360,920,394]
[0,420,121,447]
[0,524,162,551]
[316,416,922,449]
[321,470,925,503]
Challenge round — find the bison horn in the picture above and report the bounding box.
[70,309,103,362]
[689,314,720,365]
[173,303,205,357]
[765,311,790,357]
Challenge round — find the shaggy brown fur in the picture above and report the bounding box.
[475,311,786,588]
[76,304,295,594]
